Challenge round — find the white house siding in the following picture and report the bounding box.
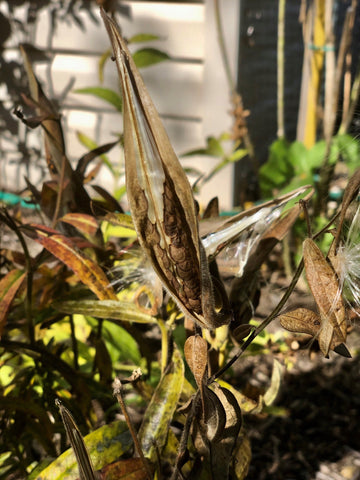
[0,1,240,210]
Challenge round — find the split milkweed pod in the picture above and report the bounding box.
[100,8,231,329]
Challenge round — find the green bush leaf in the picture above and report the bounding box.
[74,87,122,112]
[334,133,360,171]
[259,138,295,197]
[132,48,170,68]
[129,33,160,43]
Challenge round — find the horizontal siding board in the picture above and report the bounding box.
[35,57,203,118]
[34,2,204,60]
[1,1,240,210]
[63,110,203,159]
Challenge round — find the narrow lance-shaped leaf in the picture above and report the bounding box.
[138,347,184,462]
[0,269,26,337]
[100,8,230,329]
[56,299,157,324]
[36,420,132,480]
[56,400,97,480]
[32,227,117,300]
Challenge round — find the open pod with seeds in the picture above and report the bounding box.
[101,8,231,330]
[100,7,315,331]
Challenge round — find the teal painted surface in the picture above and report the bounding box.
[0,192,36,209]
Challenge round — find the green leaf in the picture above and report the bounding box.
[55,299,157,324]
[98,48,111,83]
[138,347,184,461]
[334,133,360,171]
[132,48,170,68]
[259,138,295,197]
[35,421,132,480]
[74,87,122,112]
[129,33,160,43]
[228,148,248,162]
[182,135,226,159]
[287,141,309,174]
[101,322,142,364]
[307,140,327,170]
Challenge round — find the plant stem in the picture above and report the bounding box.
[1,211,35,344]
[213,0,255,160]
[213,0,235,93]
[277,0,286,139]
[315,4,356,216]
[158,319,168,374]
[113,377,153,480]
[69,314,79,370]
[339,57,360,134]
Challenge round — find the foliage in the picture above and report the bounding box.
[0,4,359,480]
[259,134,360,198]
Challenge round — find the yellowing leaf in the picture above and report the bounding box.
[232,430,251,480]
[138,347,184,462]
[263,358,283,406]
[59,213,98,236]
[35,421,132,480]
[0,269,26,337]
[56,299,157,324]
[33,229,116,300]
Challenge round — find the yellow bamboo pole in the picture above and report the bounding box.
[304,0,325,148]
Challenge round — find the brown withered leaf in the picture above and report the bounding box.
[303,238,347,355]
[99,458,150,480]
[20,45,70,178]
[279,307,349,357]
[279,307,321,337]
[20,45,92,218]
[232,324,253,342]
[184,335,208,388]
[203,197,219,219]
[100,9,230,329]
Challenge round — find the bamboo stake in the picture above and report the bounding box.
[277,0,286,139]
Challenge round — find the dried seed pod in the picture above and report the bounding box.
[101,8,230,329]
